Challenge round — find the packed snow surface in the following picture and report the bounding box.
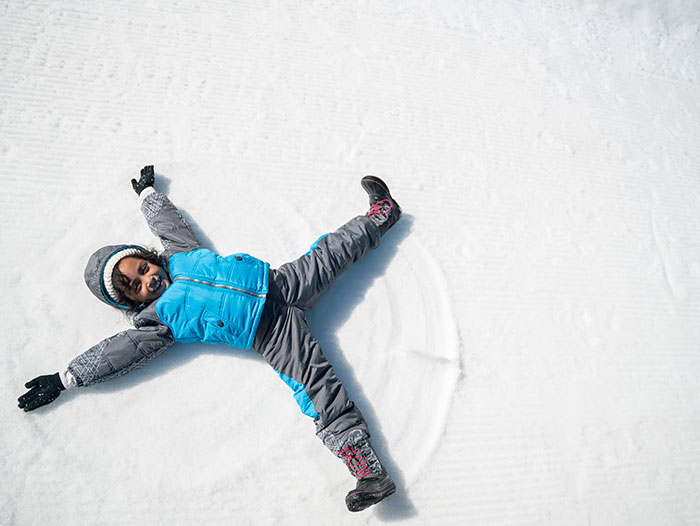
[2,1,700,524]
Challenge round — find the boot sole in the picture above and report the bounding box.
[345,480,397,512]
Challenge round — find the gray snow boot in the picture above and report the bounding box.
[361,175,402,236]
[339,439,396,512]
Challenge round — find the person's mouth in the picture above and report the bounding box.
[151,276,163,294]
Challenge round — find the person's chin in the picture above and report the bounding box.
[150,290,165,301]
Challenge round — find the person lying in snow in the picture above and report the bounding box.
[18,166,401,512]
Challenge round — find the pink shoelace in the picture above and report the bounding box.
[366,199,392,219]
[339,444,371,479]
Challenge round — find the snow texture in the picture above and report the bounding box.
[2,1,699,524]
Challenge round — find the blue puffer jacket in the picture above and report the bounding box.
[71,190,269,387]
[156,248,269,349]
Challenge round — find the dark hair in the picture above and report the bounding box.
[110,248,167,313]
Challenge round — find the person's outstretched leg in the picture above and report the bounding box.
[270,176,401,311]
[253,303,396,511]
[270,215,378,311]
[255,303,368,443]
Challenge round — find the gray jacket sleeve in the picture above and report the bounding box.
[141,190,203,257]
[67,305,175,387]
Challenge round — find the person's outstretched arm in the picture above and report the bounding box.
[18,167,192,411]
[18,307,174,411]
[133,165,203,257]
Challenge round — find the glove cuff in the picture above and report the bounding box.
[139,186,156,200]
[57,370,75,390]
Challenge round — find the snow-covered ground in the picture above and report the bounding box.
[2,1,700,524]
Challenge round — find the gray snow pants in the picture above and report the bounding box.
[252,215,381,456]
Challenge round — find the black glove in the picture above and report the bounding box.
[18,373,65,412]
[131,165,155,195]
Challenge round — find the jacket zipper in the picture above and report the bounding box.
[173,276,266,298]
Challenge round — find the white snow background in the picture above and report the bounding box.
[2,1,700,524]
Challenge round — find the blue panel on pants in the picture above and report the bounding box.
[305,234,329,256]
[275,370,320,419]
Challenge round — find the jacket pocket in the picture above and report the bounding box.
[201,310,242,343]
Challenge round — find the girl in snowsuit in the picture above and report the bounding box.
[18,166,401,512]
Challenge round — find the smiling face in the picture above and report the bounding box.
[115,256,170,304]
